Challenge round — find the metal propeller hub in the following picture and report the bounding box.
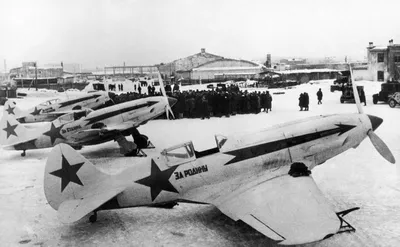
[367,114,383,131]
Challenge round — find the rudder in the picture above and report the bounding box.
[44,143,110,211]
[0,113,29,146]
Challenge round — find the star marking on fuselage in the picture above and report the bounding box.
[2,121,18,139]
[135,159,179,201]
[31,107,41,116]
[43,123,66,145]
[6,105,15,115]
[49,154,84,192]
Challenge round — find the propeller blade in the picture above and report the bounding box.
[368,130,396,164]
[348,63,364,114]
[157,72,175,119]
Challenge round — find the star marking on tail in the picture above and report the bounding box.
[6,105,15,115]
[43,123,66,144]
[2,121,18,139]
[49,154,84,192]
[135,159,179,201]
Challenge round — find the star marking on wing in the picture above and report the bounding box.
[49,154,84,192]
[2,121,18,139]
[5,105,15,115]
[135,159,179,201]
[31,107,41,116]
[43,123,65,145]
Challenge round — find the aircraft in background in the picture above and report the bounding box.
[1,73,176,156]
[4,91,111,123]
[43,65,395,245]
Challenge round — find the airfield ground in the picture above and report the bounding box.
[1,80,400,247]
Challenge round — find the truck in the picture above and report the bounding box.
[372,81,400,104]
[340,85,365,104]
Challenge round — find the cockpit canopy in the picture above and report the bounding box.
[57,109,93,124]
[161,141,196,166]
[39,98,60,107]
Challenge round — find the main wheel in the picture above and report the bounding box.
[373,98,378,104]
[133,134,149,149]
[340,98,344,104]
[389,99,397,108]
[21,151,26,157]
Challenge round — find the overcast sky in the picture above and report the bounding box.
[1,0,400,70]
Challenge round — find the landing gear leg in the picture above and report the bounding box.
[89,211,97,223]
[21,150,26,157]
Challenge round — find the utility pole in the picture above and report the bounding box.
[35,62,38,91]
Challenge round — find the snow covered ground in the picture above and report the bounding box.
[1,79,399,247]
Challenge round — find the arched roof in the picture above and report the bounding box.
[193,58,262,69]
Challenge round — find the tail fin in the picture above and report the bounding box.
[0,112,29,146]
[3,100,24,119]
[44,144,127,223]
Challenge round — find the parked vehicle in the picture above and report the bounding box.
[372,81,400,104]
[388,92,400,108]
[340,85,365,104]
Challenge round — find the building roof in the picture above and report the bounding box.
[261,68,339,75]
[369,46,388,51]
[194,58,262,69]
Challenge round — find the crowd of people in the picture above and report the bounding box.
[170,90,273,119]
[106,83,330,119]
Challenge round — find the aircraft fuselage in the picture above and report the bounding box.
[96,113,372,210]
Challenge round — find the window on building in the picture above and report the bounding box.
[377,53,384,63]
[377,71,384,81]
[394,55,400,63]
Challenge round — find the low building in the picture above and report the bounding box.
[367,40,400,81]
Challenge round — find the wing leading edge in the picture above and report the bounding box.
[214,175,340,245]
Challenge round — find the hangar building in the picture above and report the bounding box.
[158,48,265,83]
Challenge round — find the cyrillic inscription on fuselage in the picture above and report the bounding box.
[61,125,82,134]
[174,165,208,180]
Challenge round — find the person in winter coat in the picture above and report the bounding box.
[359,88,366,106]
[317,88,323,104]
[266,91,272,113]
[304,92,309,111]
[299,93,304,111]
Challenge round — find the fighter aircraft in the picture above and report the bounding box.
[43,65,395,245]
[1,76,177,156]
[4,91,111,123]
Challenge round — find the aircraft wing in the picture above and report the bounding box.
[213,175,340,245]
[58,186,126,223]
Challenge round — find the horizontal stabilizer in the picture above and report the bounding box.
[58,187,126,223]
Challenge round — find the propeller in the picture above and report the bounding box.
[157,72,176,119]
[348,64,395,164]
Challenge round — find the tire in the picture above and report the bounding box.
[340,99,344,104]
[133,134,149,149]
[389,99,397,108]
[373,98,378,104]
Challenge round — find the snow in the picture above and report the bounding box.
[1,79,400,247]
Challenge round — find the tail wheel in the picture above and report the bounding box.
[389,99,397,108]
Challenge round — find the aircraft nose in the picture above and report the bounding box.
[367,114,383,131]
[168,97,178,107]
